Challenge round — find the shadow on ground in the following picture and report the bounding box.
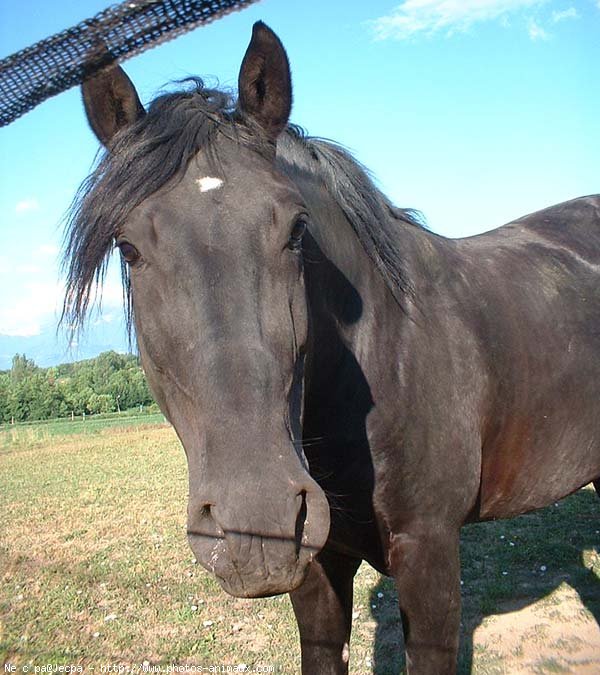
[367,487,600,674]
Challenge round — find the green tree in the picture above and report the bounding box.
[0,351,156,423]
[88,393,115,414]
[0,373,11,422]
[11,354,37,383]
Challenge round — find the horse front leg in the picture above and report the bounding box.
[290,548,361,674]
[389,523,462,675]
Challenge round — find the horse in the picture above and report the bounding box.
[63,21,600,674]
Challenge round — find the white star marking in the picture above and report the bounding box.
[196,176,224,192]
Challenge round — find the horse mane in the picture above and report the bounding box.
[62,78,252,336]
[277,126,424,306]
[62,79,423,337]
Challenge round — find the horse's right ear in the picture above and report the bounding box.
[82,66,145,147]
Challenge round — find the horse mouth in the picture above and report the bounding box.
[187,527,325,598]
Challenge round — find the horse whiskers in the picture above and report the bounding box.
[291,436,327,449]
[301,253,324,264]
[322,494,375,526]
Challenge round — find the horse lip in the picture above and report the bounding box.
[300,484,331,552]
[186,528,326,555]
[214,559,312,598]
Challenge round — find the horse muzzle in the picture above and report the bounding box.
[187,482,330,597]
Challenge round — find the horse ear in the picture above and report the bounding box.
[238,21,292,141]
[82,65,145,147]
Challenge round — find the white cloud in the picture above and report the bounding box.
[88,279,125,310]
[528,18,550,38]
[551,7,578,22]
[0,281,64,337]
[93,313,115,326]
[15,198,40,214]
[1,227,125,338]
[370,0,544,40]
[0,258,125,337]
[34,243,59,258]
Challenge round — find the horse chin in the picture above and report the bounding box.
[190,533,320,598]
[214,561,312,599]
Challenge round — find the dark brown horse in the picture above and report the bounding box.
[63,22,600,674]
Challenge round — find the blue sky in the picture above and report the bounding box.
[0,0,599,366]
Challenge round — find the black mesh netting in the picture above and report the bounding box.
[0,0,259,127]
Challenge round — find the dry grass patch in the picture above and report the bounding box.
[2,421,598,673]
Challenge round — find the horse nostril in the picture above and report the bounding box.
[294,490,308,557]
[188,502,224,539]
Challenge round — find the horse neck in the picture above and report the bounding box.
[301,184,445,374]
[297,185,444,504]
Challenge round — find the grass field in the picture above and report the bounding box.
[0,411,166,449]
[1,419,599,673]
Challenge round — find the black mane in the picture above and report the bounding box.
[62,79,423,334]
[277,126,423,305]
[62,79,242,335]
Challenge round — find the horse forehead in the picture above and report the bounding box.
[188,143,297,196]
[132,148,300,229]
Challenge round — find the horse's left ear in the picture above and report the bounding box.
[82,65,145,147]
[238,21,292,141]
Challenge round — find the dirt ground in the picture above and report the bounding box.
[471,582,600,674]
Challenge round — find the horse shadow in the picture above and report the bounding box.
[368,487,600,674]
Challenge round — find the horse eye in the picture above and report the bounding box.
[118,241,140,264]
[288,219,307,251]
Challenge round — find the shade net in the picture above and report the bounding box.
[0,0,259,127]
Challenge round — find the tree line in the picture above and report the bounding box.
[0,351,155,423]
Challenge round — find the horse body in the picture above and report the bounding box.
[287,161,600,670]
[451,196,600,518]
[67,21,599,675]
[294,155,600,534]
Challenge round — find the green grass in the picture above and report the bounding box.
[0,412,166,450]
[1,419,599,673]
